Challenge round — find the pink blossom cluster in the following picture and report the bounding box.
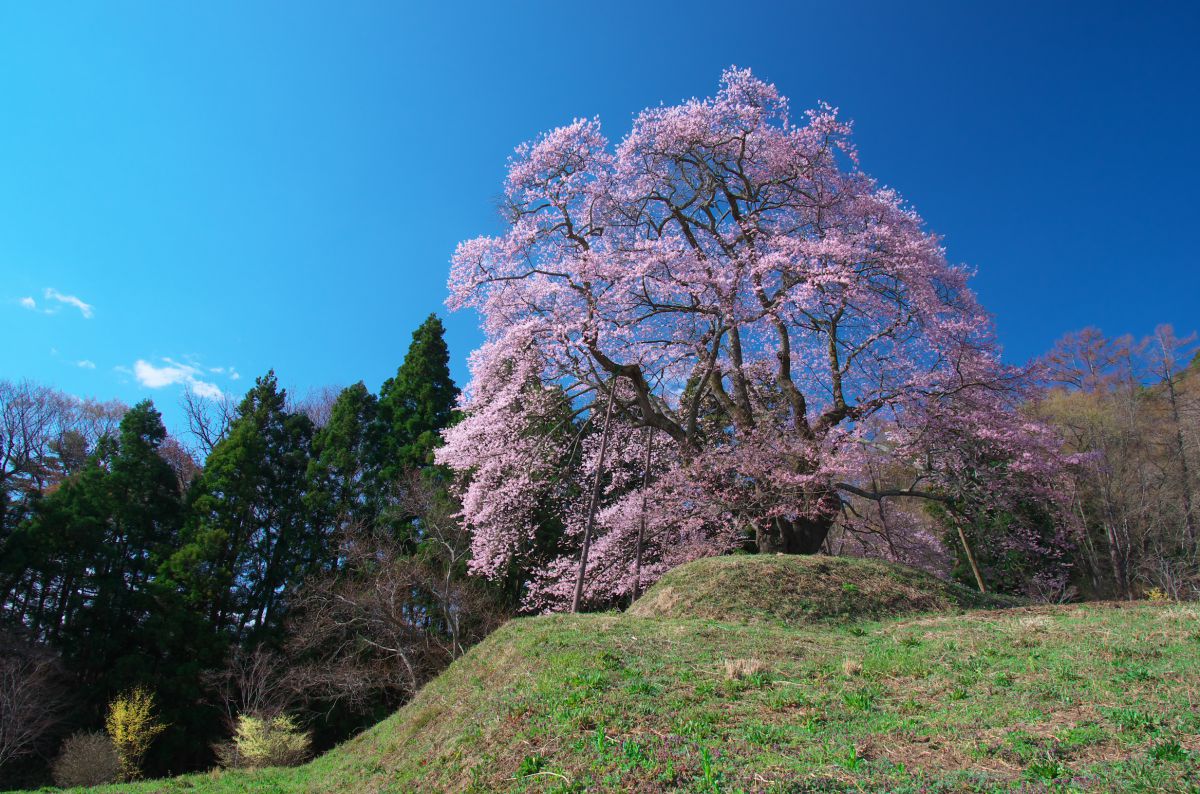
[439,68,1076,610]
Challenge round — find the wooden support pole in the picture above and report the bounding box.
[572,381,618,613]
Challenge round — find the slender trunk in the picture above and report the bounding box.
[1098,473,1130,600]
[572,383,618,613]
[873,477,900,560]
[1164,376,1197,547]
[33,570,50,637]
[955,521,988,594]
[1104,518,1130,600]
[1075,497,1104,595]
[632,426,654,603]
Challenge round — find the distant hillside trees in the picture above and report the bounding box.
[1037,325,1199,600]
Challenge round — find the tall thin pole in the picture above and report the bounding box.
[955,521,987,594]
[632,425,654,603]
[572,381,618,613]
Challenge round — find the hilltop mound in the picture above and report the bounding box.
[628,553,1015,624]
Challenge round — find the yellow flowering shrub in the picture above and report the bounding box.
[105,687,167,781]
[215,714,311,769]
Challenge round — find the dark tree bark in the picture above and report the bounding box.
[755,490,841,554]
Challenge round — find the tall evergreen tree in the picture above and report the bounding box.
[165,373,320,644]
[306,382,383,540]
[377,314,459,477]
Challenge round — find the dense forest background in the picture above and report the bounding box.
[1,317,1196,786]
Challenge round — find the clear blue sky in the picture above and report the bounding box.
[3,1,1197,435]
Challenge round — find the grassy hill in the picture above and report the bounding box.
[59,556,1200,792]
[627,554,1018,623]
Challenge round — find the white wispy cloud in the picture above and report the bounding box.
[77,360,96,369]
[133,357,224,400]
[19,296,36,310]
[44,288,94,318]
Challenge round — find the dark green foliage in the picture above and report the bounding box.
[933,496,1072,599]
[0,402,221,774]
[6,402,182,648]
[1,318,475,780]
[378,314,459,476]
[165,372,320,644]
[306,382,383,541]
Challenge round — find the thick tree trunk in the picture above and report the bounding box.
[756,492,840,553]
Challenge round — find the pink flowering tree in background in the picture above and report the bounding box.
[439,68,1076,611]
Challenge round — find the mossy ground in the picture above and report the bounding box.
[31,558,1200,793]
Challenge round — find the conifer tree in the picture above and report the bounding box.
[378,314,459,477]
[166,373,319,643]
[306,382,383,541]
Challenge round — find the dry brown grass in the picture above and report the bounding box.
[723,657,768,680]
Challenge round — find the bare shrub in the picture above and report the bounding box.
[286,473,506,712]
[205,646,299,728]
[52,731,120,788]
[0,631,67,769]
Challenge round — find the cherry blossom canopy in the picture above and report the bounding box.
[440,69,1072,610]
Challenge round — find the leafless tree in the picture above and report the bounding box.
[1,380,69,502]
[0,631,68,769]
[1149,325,1198,547]
[65,398,126,453]
[286,476,505,712]
[1039,327,1200,600]
[181,386,237,458]
[392,471,489,656]
[157,434,202,490]
[204,646,299,727]
[288,385,342,430]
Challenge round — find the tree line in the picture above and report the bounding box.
[0,315,504,786]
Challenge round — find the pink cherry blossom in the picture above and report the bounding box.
[440,68,1076,611]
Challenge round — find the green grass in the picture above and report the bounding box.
[32,559,1200,793]
[627,554,1019,624]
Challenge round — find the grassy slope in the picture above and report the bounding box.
[66,558,1200,793]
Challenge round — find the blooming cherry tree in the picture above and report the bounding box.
[440,69,1073,610]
